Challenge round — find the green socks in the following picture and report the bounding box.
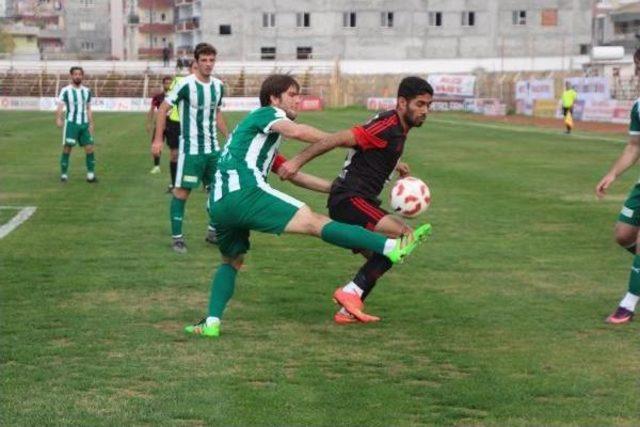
[627,255,640,295]
[170,197,186,238]
[60,152,70,174]
[86,152,95,173]
[320,221,389,255]
[208,263,238,319]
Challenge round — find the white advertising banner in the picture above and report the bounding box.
[366,97,396,111]
[0,96,42,110]
[1,96,262,112]
[515,79,555,101]
[564,77,610,101]
[427,74,476,98]
[220,97,260,111]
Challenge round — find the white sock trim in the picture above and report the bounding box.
[342,281,363,297]
[383,239,396,256]
[619,292,639,312]
[206,316,220,326]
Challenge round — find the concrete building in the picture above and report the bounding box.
[125,0,175,60]
[184,0,594,61]
[63,0,112,58]
[593,0,640,54]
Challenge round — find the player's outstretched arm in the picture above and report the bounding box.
[279,129,356,179]
[596,135,640,198]
[270,120,329,144]
[279,169,332,193]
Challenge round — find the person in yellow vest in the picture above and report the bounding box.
[561,82,578,134]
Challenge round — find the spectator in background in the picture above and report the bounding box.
[561,82,577,134]
[162,46,170,67]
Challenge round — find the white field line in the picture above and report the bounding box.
[0,206,37,239]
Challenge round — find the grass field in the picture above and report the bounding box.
[1,109,639,426]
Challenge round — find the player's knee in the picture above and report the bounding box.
[308,211,330,235]
[614,230,636,248]
[222,255,243,270]
[172,188,189,200]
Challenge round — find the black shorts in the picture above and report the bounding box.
[165,119,180,149]
[562,106,573,117]
[328,195,389,231]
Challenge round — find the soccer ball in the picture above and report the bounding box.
[390,177,431,218]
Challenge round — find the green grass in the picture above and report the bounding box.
[1,109,639,426]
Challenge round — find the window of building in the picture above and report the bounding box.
[381,11,394,28]
[461,11,474,26]
[81,41,95,51]
[261,47,276,60]
[80,0,93,7]
[161,13,166,22]
[579,44,590,55]
[79,22,95,31]
[297,46,312,59]
[263,12,276,28]
[343,12,356,28]
[428,12,442,27]
[512,10,526,25]
[296,12,310,28]
[541,9,557,26]
[219,25,232,35]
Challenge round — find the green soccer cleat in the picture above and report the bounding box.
[386,223,432,264]
[184,318,220,338]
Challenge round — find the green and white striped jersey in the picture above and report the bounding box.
[629,99,640,136]
[213,106,290,201]
[165,74,224,155]
[58,84,92,125]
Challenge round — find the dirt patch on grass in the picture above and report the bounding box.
[465,114,627,135]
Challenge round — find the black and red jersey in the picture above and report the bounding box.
[328,109,407,206]
[151,92,166,110]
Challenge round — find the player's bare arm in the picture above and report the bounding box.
[146,103,156,135]
[274,166,332,193]
[87,105,94,135]
[279,129,357,179]
[152,102,171,156]
[216,110,229,139]
[55,103,64,128]
[270,120,329,145]
[596,135,640,198]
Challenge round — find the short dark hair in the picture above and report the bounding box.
[259,74,300,107]
[634,47,640,63]
[69,66,84,75]
[397,76,433,101]
[194,43,217,60]
[162,76,173,83]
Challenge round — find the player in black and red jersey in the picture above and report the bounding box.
[280,76,433,323]
[146,76,174,175]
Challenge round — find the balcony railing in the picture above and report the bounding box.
[176,18,199,32]
[138,0,174,8]
[139,23,175,34]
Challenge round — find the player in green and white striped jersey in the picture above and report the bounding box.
[55,66,97,183]
[596,50,640,324]
[152,43,229,253]
[184,74,431,338]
